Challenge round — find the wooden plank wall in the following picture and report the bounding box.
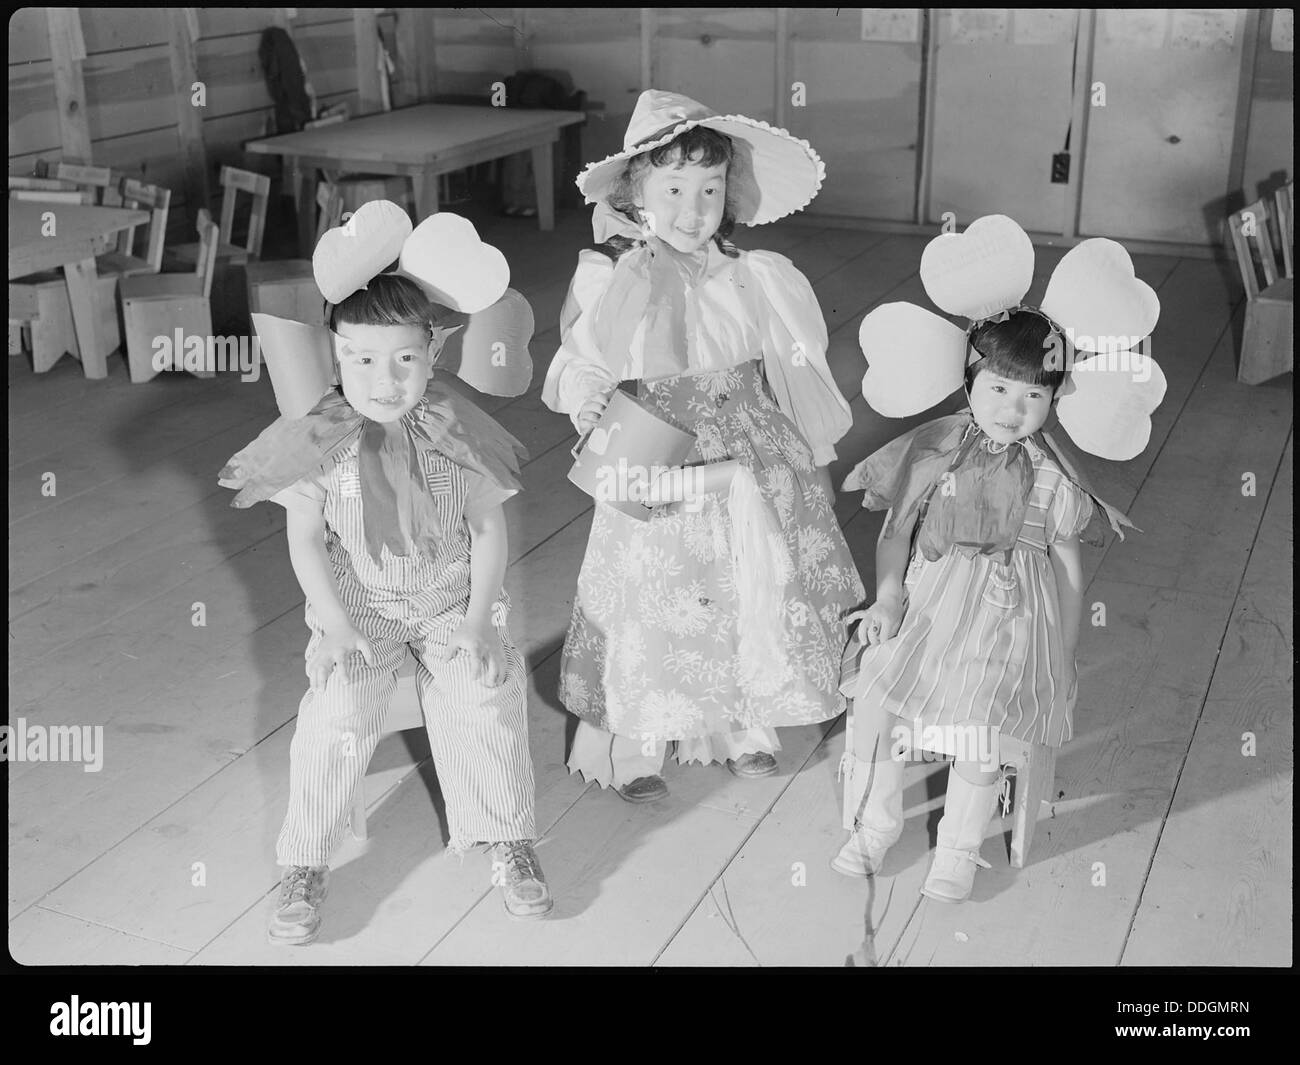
[7,8,1292,241]
[8,8,398,245]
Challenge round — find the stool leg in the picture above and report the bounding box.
[348,783,369,841]
[1009,743,1056,868]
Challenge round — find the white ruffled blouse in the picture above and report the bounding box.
[541,241,853,465]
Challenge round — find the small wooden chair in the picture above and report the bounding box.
[32,161,127,254]
[168,165,271,268]
[119,209,221,384]
[843,713,1054,870]
[98,178,172,278]
[244,182,343,330]
[1228,198,1294,385]
[35,160,125,206]
[1276,182,1294,280]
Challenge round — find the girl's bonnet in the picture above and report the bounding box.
[219,201,534,563]
[847,214,1167,541]
[579,88,826,236]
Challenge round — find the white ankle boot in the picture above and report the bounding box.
[832,752,905,877]
[920,769,1001,903]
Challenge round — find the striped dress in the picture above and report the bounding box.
[841,423,1093,750]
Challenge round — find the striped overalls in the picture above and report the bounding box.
[275,443,536,864]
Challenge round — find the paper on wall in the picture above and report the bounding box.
[1012,9,1076,46]
[1270,9,1293,53]
[861,9,919,43]
[1101,9,1167,49]
[1169,9,1237,50]
[947,9,1009,45]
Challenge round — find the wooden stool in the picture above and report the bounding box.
[347,654,427,840]
[119,210,220,383]
[244,183,343,335]
[8,271,119,373]
[1228,198,1294,385]
[845,713,1055,869]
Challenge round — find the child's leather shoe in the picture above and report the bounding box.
[267,865,329,946]
[492,840,553,919]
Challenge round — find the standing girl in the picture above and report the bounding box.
[543,90,865,800]
[834,214,1165,901]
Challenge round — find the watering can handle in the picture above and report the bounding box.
[571,429,592,462]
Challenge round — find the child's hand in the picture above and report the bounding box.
[576,387,613,434]
[308,625,375,689]
[440,619,507,687]
[846,596,904,646]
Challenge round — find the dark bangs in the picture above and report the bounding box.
[965,310,1067,393]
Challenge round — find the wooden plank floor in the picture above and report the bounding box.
[7,212,1292,966]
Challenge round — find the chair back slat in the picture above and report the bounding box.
[32,161,125,206]
[217,166,271,259]
[1276,182,1294,280]
[9,175,79,192]
[1228,199,1280,300]
[9,188,95,205]
[195,208,221,301]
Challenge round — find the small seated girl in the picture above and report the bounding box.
[544,90,865,799]
[835,214,1164,902]
[221,205,552,942]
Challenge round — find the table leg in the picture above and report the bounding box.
[530,143,555,231]
[410,170,439,223]
[291,164,316,257]
[64,257,106,379]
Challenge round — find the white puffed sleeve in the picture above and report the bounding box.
[745,250,853,465]
[541,250,621,431]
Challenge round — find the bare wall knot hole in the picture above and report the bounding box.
[1166,135,1181,144]
[700,34,713,46]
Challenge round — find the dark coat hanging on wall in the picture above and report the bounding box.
[259,26,313,136]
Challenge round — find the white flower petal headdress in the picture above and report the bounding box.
[253,201,534,417]
[858,214,1166,461]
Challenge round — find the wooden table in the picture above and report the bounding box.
[245,103,586,254]
[9,201,150,379]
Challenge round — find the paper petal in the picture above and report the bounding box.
[858,303,968,417]
[1041,239,1160,353]
[435,288,535,397]
[251,313,337,419]
[920,214,1034,321]
[1055,352,1167,460]
[312,200,412,304]
[397,212,509,314]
